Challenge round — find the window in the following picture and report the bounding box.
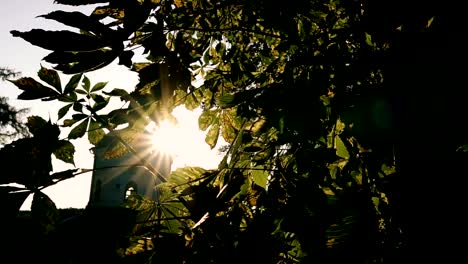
[124,182,138,200]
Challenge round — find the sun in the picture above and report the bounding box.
[145,106,223,170]
[149,119,184,157]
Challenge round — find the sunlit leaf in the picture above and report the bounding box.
[68,118,89,139]
[88,119,105,145]
[53,140,75,165]
[38,66,62,93]
[205,120,220,149]
[198,109,219,131]
[335,135,350,159]
[251,166,268,189]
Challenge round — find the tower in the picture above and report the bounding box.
[88,131,172,208]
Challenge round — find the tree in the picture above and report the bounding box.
[0,68,29,145]
[6,0,466,262]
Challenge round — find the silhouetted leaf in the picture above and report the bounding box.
[54,0,110,5]
[82,76,91,91]
[31,191,58,235]
[9,77,58,100]
[64,73,82,94]
[39,10,114,37]
[57,103,72,120]
[50,169,78,181]
[91,94,109,111]
[68,118,89,139]
[38,66,62,93]
[27,116,60,140]
[11,29,109,52]
[53,140,75,165]
[91,81,108,92]
[45,48,120,74]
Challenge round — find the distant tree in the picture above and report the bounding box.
[0,68,29,144]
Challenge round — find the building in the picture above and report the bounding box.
[88,130,172,208]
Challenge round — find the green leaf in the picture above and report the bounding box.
[251,166,268,189]
[91,81,108,92]
[73,102,84,112]
[205,120,220,149]
[9,77,59,100]
[82,76,91,91]
[198,109,219,131]
[58,103,72,120]
[62,118,80,127]
[53,140,75,165]
[165,166,208,186]
[64,73,82,94]
[91,94,109,111]
[335,135,350,159]
[88,119,105,145]
[75,89,88,95]
[38,66,62,93]
[68,118,89,139]
[365,32,374,47]
[31,191,59,235]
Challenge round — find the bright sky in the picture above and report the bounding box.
[0,0,222,209]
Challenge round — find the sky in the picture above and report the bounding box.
[0,0,222,209]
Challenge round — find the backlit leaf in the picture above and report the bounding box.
[11,29,108,52]
[64,73,82,94]
[88,119,105,145]
[38,66,62,93]
[91,81,108,92]
[68,118,89,139]
[251,166,268,189]
[53,140,75,165]
[205,120,220,149]
[31,191,58,235]
[57,103,72,120]
[335,135,350,159]
[198,109,219,131]
[82,76,91,91]
[9,77,58,100]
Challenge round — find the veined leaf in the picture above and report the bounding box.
[88,119,105,145]
[251,166,268,189]
[68,118,89,139]
[335,135,350,159]
[38,66,62,93]
[9,77,58,100]
[205,119,220,149]
[53,140,75,165]
[198,109,219,131]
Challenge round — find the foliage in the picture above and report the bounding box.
[5,0,465,262]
